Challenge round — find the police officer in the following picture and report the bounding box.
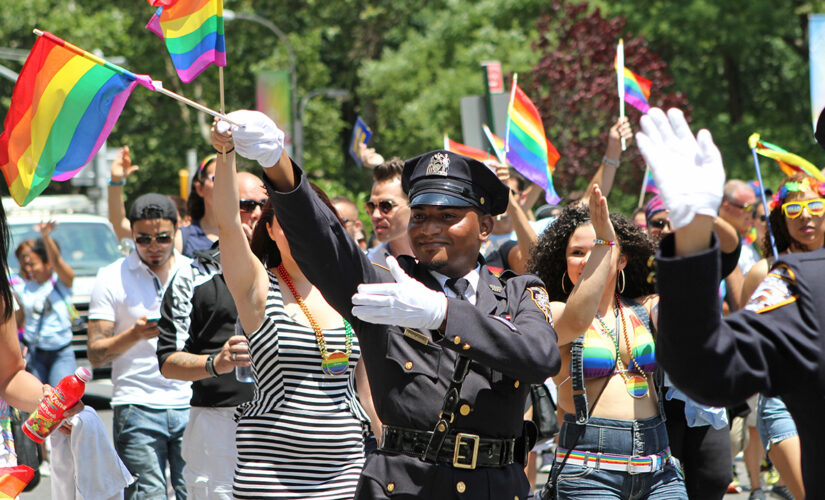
[216,110,561,499]
[635,107,825,497]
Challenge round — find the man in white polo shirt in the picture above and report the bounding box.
[87,193,192,499]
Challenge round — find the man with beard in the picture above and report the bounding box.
[214,110,561,500]
[87,194,192,499]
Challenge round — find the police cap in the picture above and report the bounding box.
[402,150,509,216]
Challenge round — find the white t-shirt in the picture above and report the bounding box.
[88,250,192,408]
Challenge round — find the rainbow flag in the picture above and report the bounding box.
[0,31,152,206]
[443,135,493,163]
[146,0,225,83]
[643,167,658,194]
[748,133,825,181]
[0,465,35,498]
[505,82,561,204]
[620,67,652,114]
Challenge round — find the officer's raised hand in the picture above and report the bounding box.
[351,255,448,330]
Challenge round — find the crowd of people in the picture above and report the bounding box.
[0,104,822,500]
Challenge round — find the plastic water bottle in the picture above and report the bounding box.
[23,367,91,443]
[235,341,254,383]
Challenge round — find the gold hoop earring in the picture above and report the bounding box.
[561,271,569,294]
[617,269,626,295]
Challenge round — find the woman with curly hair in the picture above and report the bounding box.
[531,187,686,499]
[737,173,823,500]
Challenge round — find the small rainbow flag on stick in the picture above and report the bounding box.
[443,135,493,163]
[146,0,226,83]
[504,77,561,204]
[748,133,825,181]
[0,465,35,498]
[0,30,153,206]
[616,39,652,114]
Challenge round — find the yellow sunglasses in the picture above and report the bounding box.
[781,198,825,219]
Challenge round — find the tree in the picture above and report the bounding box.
[525,0,688,214]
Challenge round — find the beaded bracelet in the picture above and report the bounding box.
[593,239,616,246]
[601,156,620,168]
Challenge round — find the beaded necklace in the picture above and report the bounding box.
[276,264,353,376]
[594,295,649,398]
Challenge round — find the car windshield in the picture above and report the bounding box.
[8,222,122,275]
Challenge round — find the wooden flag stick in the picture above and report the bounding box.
[153,84,241,127]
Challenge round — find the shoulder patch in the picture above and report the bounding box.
[527,286,553,324]
[745,266,797,314]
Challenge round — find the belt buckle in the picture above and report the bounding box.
[627,456,648,475]
[453,433,480,470]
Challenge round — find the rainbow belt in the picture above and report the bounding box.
[555,447,672,474]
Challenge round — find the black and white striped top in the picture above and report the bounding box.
[233,271,365,499]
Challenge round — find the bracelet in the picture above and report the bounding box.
[601,156,620,168]
[593,239,616,246]
[219,147,235,154]
[205,353,219,378]
[107,177,126,187]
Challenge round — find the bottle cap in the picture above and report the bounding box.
[74,367,92,383]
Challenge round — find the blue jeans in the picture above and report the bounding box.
[26,344,76,386]
[757,395,798,451]
[113,404,189,500]
[551,414,687,499]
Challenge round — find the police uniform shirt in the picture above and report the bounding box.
[266,162,560,500]
[431,266,480,305]
[655,232,825,497]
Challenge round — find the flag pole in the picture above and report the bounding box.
[748,134,779,261]
[153,84,241,126]
[616,39,627,151]
[504,73,518,155]
[638,164,649,208]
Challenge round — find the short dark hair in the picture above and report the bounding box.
[128,193,178,225]
[372,158,404,183]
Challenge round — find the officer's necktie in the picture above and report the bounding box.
[445,277,470,301]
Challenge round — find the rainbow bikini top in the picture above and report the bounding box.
[579,305,657,379]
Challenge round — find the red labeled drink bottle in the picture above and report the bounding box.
[23,367,91,443]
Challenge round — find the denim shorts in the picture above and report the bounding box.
[550,414,687,499]
[756,395,798,451]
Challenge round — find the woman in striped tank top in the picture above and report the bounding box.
[211,128,367,499]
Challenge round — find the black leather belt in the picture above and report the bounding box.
[380,425,517,469]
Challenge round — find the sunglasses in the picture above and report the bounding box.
[726,200,754,212]
[135,232,173,246]
[366,200,404,215]
[649,219,670,230]
[239,199,266,213]
[781,198,825,219]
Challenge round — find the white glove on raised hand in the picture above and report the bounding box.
[635,108,725,230]
[351,256,448,330]
[222,110,285,168]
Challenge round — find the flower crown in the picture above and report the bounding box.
[769,177,825,210]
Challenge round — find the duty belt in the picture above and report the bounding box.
[380,425,516,469]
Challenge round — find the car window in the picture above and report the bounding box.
[8,222,122,276]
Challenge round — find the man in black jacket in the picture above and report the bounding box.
[636,107,825,498]
[215,110,561,500]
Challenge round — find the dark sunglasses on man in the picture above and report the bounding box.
[366,200,404,215]
[135,232,173,246]
[726,200,754,212]
[239,199,266,213]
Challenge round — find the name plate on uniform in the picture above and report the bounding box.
[403,328,429,345]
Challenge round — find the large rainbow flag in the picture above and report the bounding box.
[0,465,34,498]
[505,82,561,204]
[443,135,492,163]
[146,0,225,83]
[748,133,825,181]
[620,67,652,114]
[0,31,152,206]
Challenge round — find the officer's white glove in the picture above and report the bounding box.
[222,110,285,168]
[351,256,448,330]
[635,108,725,230]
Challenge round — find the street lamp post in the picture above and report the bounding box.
[296,88,351,166]
[223,10,298,155]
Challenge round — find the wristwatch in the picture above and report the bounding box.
[205,354,219,378]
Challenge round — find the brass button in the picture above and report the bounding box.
[462,343,470,350]
[404,361,413,370]
[387,482,395,493]
[437,423,446,432]
[515,497,520,500]
[453,336,461,345]
[480,196,486,205]
[514,380,520,389]
[456,481,466,493]
[459,404,471,416]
